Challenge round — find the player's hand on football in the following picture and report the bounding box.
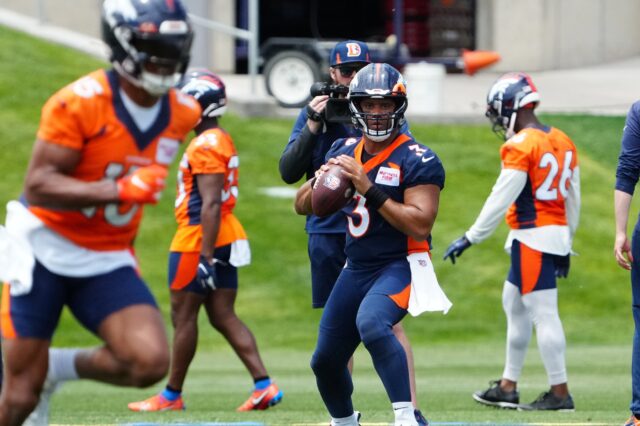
[614,232,633,270]
[116,164,168,204]
[553,254,571,278]
[197,255,218,290]
[443,235,471,264]
[334,155,372,194]
[312,163,331,188]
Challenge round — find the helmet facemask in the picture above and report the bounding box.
[350,96,407,143]
[104,4,193,97]
[485,72,540,141]
[486,100,517,141]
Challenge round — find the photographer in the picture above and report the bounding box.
[279,40,368,184]
[279,41,424,421]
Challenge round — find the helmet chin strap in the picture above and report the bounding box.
[366,132,389,142]
[113,61,177,97]
[140,70,180,96]
[504,111,518,140]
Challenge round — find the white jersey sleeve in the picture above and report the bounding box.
[465,168,528,244]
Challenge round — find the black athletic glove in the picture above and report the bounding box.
[443,235,472,264]
[554,254,570,278]
[197,256,219,290]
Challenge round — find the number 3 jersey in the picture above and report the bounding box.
[170,128,248,262]
[29,69,201,251]
[326,133,445,268]
[466,126,580,255]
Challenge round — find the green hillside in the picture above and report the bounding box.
[0,24,637,424]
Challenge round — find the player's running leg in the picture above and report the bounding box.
[0,338,48,426]
[128,291,202,412]
[205,288,282,411]
[392,323,418,407]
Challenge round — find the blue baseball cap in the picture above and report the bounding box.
[329,40,370,67]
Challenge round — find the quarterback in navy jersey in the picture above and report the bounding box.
[325,133,444,266]
[281,42,423,416]
[296,63,447,426]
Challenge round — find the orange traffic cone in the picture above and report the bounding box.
[462,49,501,75]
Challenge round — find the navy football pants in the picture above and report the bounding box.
[310,259,410,417]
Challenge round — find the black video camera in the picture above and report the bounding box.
[309,82,351,124]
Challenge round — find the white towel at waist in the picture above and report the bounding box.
[0,201,39,296]
[407,252,452,316]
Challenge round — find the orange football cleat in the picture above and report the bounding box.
[625,416,640,426]
[127,393,185,412]
[236,383,283,411]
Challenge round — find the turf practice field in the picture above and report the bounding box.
[50,344,629,425]
[0,25,637,425]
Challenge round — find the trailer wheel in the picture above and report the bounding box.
[264,50,320,108]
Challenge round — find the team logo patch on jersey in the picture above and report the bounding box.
[375,166,400,186]
[156,138,180,165]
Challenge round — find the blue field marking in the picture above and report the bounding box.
[122,423,265,426]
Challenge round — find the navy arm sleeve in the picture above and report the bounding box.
[616,101,640,195]
[279,109,319,184]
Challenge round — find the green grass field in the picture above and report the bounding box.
[0,25,637,424]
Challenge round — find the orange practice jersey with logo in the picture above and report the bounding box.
[29,69,201,251]
[501,127,578,229]
[170,127,247,253]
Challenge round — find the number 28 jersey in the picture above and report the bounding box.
[170,127,247,253]
[326,133,445,268]
[501,127,578,230]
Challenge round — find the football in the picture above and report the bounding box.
[311,164,355,217]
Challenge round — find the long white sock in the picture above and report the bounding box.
[522,288,568,385]
[502,281,532,381]
[331,411,359,426]
[392,402,417,426]
[48,348,80,382]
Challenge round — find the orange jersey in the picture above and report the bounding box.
[29,69,201,251]
[170,127,246,252]
[501,127,578,229]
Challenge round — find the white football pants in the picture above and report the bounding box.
[501,281,568,385]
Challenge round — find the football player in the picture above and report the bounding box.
[127,69,283,413]
[280,40,425,422]
[295,63,449,426]
[443,72,580,411]
[614,96,640,426]
[0,1,200,425]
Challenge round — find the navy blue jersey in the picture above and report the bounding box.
[284,110,412,235]
[616,101,640,195]
[326,132,445,268]
[285,108,361,234]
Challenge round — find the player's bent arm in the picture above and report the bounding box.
[197,173,224,261]
[295,179,314,215]
[378,184,440,241]
[25,139,119,208]
[279,126,319,184]
[465,168,527,244]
